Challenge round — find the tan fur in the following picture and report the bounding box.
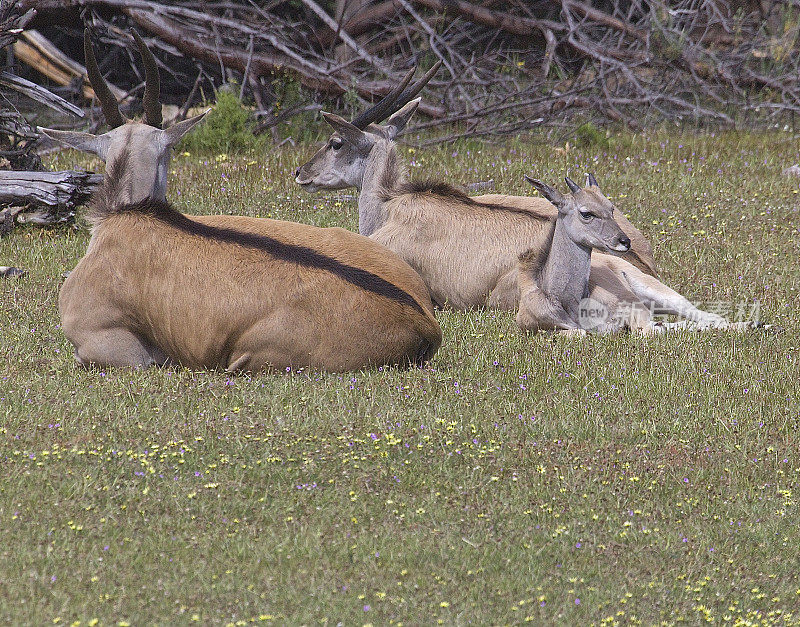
[374,191,550,309]
[59,211,442,371]
[373,183,656,312]
[48,34,440,372]
[295,107,658,312]
[515,203,730,335]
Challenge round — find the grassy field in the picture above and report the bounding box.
[1,129,799,625]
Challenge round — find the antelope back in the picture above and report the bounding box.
[59,198,442,371]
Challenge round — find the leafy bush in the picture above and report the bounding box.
[178,88,265,154]
[575,122,611,149]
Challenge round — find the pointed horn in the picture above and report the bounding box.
[384,60,442,119]
[84,29,125,129]
[131,29,162,128]
[350,67,416,129]
[587,172,598,187]
[565,176,580,193]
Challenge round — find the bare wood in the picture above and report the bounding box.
[22,30,88,78]
[0,170,101,209]
[298,0,391,72]
[13,30,127,103]
[560,0,648,43]
[0,6,35,51]
[125,7,444,117]
[13,40,92,100]
[0,71,85,117]
[412,0,565,36]
[254,103,323,134]
[16,0,800,134]
[315,0,400,46]
[540,28,557,79]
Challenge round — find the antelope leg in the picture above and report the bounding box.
[488,267,521,311]
[618,267,729,329]
[73,328,168,368]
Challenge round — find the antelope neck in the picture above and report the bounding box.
[541,219,593,316]
[357,141,405,236]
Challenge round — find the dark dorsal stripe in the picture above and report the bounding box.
[113,199,427,316]
[395,180,553,220]
[90,150,427,314]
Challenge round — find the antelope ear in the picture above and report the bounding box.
[321,111,371,151]
[524,175,564,208]
[384,98,420,139]
[38,127,110,160]
[162,109,210,147]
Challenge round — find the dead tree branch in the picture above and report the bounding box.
[11,0,800,139]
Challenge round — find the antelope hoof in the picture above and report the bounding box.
[641,321,667,335]
[226,352,252,372]
[558,328,587,337]
[693,314,729,330]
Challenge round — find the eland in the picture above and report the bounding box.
[295,67,657,311]
[40,30,441,372]
[517,176,742,334]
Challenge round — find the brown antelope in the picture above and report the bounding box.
[517,176,736,334]
[294,71,657,311]
[40,30,441,372]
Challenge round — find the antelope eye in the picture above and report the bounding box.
[331,138,343,150]
[579,211,594,220]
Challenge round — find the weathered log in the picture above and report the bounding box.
[0,170,101,211]
[0,72,85,117]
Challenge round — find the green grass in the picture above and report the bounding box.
[1,129,800,625]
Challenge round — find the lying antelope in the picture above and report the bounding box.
[40,30,441,372]
[516,176,735,334]
[294,69,657,311]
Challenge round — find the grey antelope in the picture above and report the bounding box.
[294,68,657,311]
[40,30,441,372]
[516,176,735,334]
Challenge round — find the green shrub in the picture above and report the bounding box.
[178,88,265,154]
[575,122,611,149]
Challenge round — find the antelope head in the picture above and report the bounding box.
[39,29,208,205]
[294,62,441,191]
[525,174,631,253]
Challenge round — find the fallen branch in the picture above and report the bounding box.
[298,0,391,72]
[0,72,85,117]
[0,5,35,51]
[13,29,126,102]
[0,170,101,211]
[412,0,564,37]
[125,6,444,117]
